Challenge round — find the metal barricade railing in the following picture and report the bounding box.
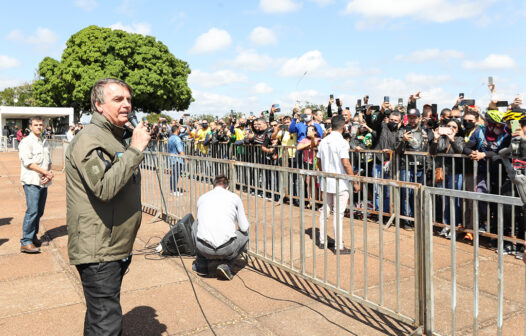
[0,136,7,152]
[139,151,426,329]
[422,187,525,336]
[135,147,526,334]
[47,139,68,171]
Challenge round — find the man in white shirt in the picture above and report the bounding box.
[66,125,75,141]
[316,115,360,254]
[18,116,54,253]
[193,175,250,280]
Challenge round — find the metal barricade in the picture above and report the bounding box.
[140,152,426,329]
[422,187,525,335]
[47,139,67,171]
[0,136,7,152]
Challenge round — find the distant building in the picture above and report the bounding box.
[0,106,74,134]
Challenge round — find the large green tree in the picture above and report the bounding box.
[0,82,36,106]
[33,25,192,121]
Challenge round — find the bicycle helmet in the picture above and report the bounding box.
[484,109,506,125]
[503,108,526,122]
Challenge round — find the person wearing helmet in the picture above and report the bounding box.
[464,109,510,234]
[501,107,526,257]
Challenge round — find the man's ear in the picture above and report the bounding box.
[95,101,103,113]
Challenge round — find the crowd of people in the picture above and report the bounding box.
[158,85,526,259]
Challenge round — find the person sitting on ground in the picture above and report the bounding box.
[192,175,250,280]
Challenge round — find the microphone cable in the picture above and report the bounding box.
[132,118,217,336]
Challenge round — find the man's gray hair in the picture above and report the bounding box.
[90,78,133,113]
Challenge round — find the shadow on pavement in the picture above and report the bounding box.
[44,225,68,241]
[0,217,13,226]
[123,306,167,336]
[0,238,8,246]
[246,256,413,336]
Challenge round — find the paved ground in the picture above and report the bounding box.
[0,152,419,335]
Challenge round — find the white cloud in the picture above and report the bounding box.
[395,48,464,63]
[187,89,245,114]
[259,0,302,13]
[6,27,58,51]
[279,50,326,77]
[0,55,21,70]
[344,0,486,23]
[190,28,232,54]
[109,22,151,35]
[249,26,277,46]
[279,50,379,79]
[253,82,274,94]
[189,69,248,88]
[310,0,334,6]
[227,49,275,71]
[462,54,517,70]
[75,0,98,11]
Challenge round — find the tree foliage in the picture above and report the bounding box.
[144,113,172,124]
[33,25,193,121]
[0,82,36,106]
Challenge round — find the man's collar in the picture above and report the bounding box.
[91,112,125,139]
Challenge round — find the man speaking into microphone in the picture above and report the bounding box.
[65,78,150,335]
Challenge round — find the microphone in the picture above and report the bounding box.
[127,111,139,128]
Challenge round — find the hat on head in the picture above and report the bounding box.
[407,108,421,117]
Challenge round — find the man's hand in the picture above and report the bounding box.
[512,129,526,138]
[329,98,334,105]
[469,150,485,161]
[353,181,361,193]
[488,83,495,94]
[512,96,523,109]
[363,95,369,105]
[381,102,393,112]
[130,121,151,152]
[402,131,413,142]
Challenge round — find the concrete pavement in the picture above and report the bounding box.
[0,152,413,336]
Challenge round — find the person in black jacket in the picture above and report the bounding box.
[365,101,401,215]
[430,119,464,238]
[395,108,428,230]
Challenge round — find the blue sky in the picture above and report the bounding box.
[1,0,526,118]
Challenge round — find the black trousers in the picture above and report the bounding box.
[76,257,132,336]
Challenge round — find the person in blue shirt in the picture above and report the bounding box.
[288,107,324,143]
[167,124,185,196]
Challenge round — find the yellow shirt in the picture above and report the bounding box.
[195,128,210,154]
[279,131,297,160]
[234,128,245,141]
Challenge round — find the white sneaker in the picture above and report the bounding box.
[440,227,449,237]
[170,191,182,196]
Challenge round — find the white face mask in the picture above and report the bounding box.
[304,115,312,122]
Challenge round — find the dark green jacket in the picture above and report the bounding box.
[66,112,144,265]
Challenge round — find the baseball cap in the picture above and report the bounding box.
[407,108,421,117]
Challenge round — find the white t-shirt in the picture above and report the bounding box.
[196,187,250,247]
[316,131,350,193]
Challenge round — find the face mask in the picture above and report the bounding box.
[452,117,461,124]
[463,120,475,130]
[202,123,208,129]
[387,121,398,131]
[304,115,312,122]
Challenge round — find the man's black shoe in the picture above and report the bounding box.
[216,264,233,281]
[192,262,208,276]
[332,247,352,255]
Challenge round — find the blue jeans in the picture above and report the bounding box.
[438,173,463,226]
[21,184,48,246]
[400,169,423,218]
[169,163,182,192]
[373,164,390,214]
